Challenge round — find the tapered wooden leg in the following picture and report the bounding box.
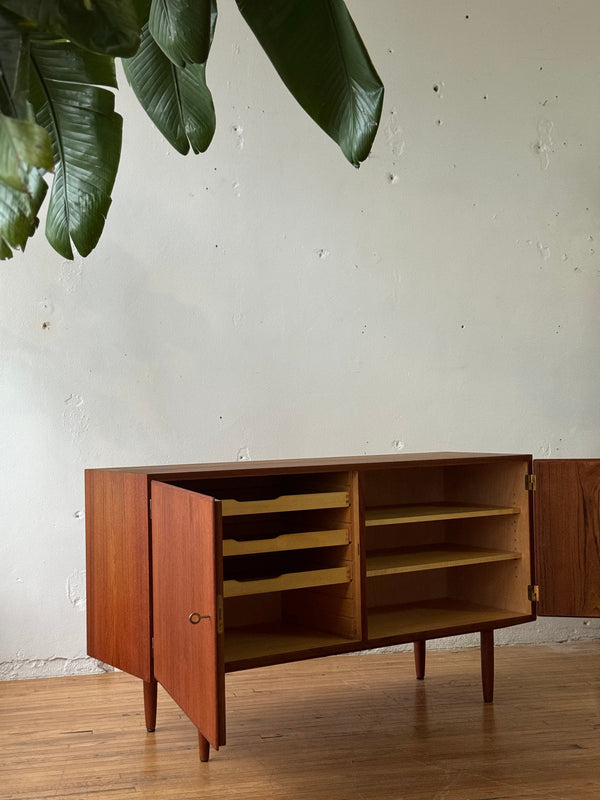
[143,679,157,732]
[480,629,494,703]
[198,732,210,762]
[414,640,426,680]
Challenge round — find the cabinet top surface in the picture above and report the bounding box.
[86,452,531,480]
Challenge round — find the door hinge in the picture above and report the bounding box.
[528,585,540,602]
[525,474,537,491]
[149,498,152,519]
[151,636,154,651]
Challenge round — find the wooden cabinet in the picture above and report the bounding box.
[85,453,600,761]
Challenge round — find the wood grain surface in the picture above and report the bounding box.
[2,643,599,799]
[534,459,600,617]
[151,481,225,749]
[85,470,152,681]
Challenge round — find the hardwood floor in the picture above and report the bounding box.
[1,642,599,799]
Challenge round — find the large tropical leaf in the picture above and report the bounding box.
[0,163,47,259]
[0,114,53,191]
[123,23,215,155]
[0,8,31,118]
[149,0,215,67]
[235,0,384,167]
[0,0,148,56]
[29,40,122,259]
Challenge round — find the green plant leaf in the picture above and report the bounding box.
[235,0,384,167]
[0,163,47,259]
[123,24,215,155]
[0,0,146,56]
[29,40,122,259]
[131,0,152,28]
[0,10,22,115]
[149,0,215,67]
[0,114,53,190]
[0,8,31,118]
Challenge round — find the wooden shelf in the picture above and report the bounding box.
[223,528,349,556]
[366,545,521,576]
[367,598,526,640]
[225,621,356,666]
[221,491,349,517]
[224,565,351,598]
[365,502,520,527]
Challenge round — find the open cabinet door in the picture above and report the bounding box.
[534,460,600,617]
[151,481,225,749]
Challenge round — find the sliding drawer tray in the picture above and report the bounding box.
[221,491,349,517]
[223,528,350,556]
[224,565,351,598]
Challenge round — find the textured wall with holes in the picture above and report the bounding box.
[1,1,599,678]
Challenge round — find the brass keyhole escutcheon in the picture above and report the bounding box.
[189,612,209,625]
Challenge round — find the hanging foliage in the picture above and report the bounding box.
[0,0,384,260]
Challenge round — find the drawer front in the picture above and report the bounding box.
[221,491,349,517]
[224,565,351,597]
[222,528,349,556]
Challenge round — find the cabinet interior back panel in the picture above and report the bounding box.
[366,571,449,608]
[364,467,446,507]
[173,471,352,502]
[447,562,531,616]
[443,461,530,510]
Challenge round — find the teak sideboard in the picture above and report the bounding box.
[85,452,600,761]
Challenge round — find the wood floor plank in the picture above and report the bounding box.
[0,642,598,799]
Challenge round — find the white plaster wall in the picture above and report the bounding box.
[1,0,599,679]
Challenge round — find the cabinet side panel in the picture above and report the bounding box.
[85,470,152,680]
[535,460,600,617]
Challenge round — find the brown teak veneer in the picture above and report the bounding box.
[85,471,152,681]
[151,482,225,753]
[534,459,600,616]
[85,452,599,761]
